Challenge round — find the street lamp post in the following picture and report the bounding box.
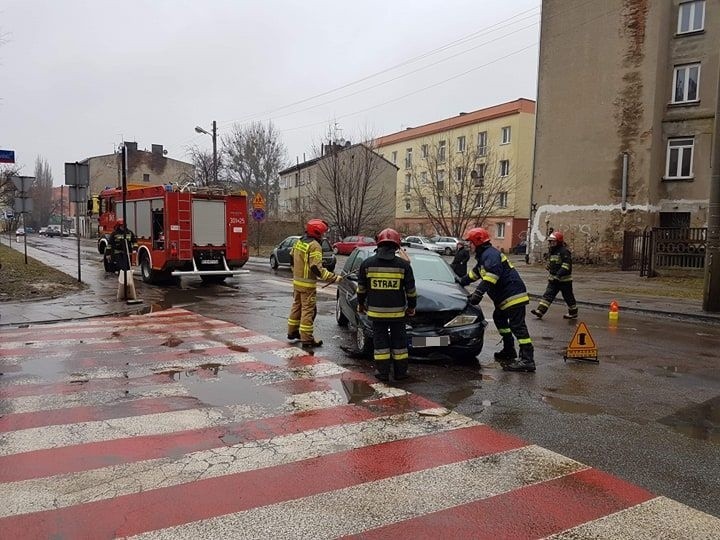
[195,121,218,184]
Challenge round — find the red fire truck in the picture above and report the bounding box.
[97,184,249,283]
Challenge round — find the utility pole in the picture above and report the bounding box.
[703,66,720,311]
[212,120,218,184]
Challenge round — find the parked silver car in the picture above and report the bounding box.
[401,235,445,254]
[429,235,463,255]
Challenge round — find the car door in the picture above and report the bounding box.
[338,249,368,323]
[405,236,419,249]
[277,237,296,265]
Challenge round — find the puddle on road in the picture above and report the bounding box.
[541,395,604,415]
[658,395,720,444]
[18,356,67,382]
[326,377,378,404]
[157,364,285,408]
[444,386,476,409]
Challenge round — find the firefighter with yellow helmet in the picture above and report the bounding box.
[287,219,341,349]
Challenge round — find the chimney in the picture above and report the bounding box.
[125,141,138,152]
[458,112,467,116]
[151,144,164,155]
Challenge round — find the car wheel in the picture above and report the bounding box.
[270,255,279,270]
[356,324,373,357]
[97,239,107,255]
[444,247,452,255]
[335,294,348,326]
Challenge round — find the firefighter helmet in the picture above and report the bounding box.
[549,231,563,243]
[115,218,125,228]
[375,228,402,249]
[305,219,329,239]
[464,227,491,247]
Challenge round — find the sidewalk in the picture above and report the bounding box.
[1,252,719,327]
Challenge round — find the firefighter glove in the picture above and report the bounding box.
[405,307,416,317]
[469,292,483,305]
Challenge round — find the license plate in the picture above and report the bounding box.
[411,336,450,348]
[202,260,219,265]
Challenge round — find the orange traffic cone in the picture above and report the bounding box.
[609,300,619,321]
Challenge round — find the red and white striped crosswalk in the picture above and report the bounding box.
[0,308,717,539]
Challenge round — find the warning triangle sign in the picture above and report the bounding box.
[565,322,598,360]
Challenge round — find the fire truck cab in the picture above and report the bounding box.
[97,184,249,284]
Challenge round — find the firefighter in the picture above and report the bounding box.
[451,241,470,277]
[357,228,417,382]
[461,227,535,372]
[107,219,138,272]
[287,219,341,349]
[531,231,578,320]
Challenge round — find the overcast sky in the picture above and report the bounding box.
[0,0,540,185]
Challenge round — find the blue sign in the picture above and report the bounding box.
[0,150,15,164]
[251,208,265,222]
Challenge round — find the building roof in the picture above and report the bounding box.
[279,143,398,176]
[374,98,536,147]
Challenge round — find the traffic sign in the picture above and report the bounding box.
[65,162,90,186]
[252,192,265,209]
[251,208,266,221]
[0,149,15,163]
[13,198,33,213]
[564,321,598,362]
[11,175,33,194]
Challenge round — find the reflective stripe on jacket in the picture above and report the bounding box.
[357,255,416,319]
[460,245,529,310]
[547,245,573,282]
[291,235,335,290]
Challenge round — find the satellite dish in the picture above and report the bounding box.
[163,149,168,155]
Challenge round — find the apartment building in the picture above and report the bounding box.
[375,98,536,253]
[532,0,718,262]
[277,143,398,237]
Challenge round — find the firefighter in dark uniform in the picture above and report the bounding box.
[531,230,578,319]
[461,227,535,372]
[357,228,417,382]
[451,241,470,277]
[107,219,138,272]
[287,219,341,349]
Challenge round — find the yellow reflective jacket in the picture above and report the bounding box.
[291,235,337,290]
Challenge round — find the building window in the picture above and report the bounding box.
[473,163,486,187]
[673,64,700,103]
[474,193,484,209]
[421,197,428,210]
[457,136,466,153]
[500,160,510,177]
[437,170,445,191]
[438,140,446,162]
[437,195,444,209]
[501,126,511,144]
[678,1,705,34]
[404,174,412,193]
[496,222,506,238]
[143,173,150,182]
[421,144,428,158]
[405,148,413,169]
[497,191,508,208]
[477,131,487,156]
[455,167,463,182]
[665,137,694,179]
[391,151,397,164]
[404,200,412,212]
[420,171,428,184]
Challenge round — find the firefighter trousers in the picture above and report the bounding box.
[371,319,409,377]
[537,280,577,316]
[288,288,318,342]
[492,304,533,361]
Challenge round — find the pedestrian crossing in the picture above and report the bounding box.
[0,308,717,538]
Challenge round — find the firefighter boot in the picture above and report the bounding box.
[563,305,579,320]
[530,307,546,319]
[504,345,536,372]
[301,339,323,349]
[287,331,301,342]
[493,335,517,365]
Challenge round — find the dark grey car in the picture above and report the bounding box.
[335,246,486,359]
[269,235,337,272]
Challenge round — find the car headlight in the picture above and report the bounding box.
[444,314,478,328]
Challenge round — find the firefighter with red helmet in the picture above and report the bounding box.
[287,219,341,349]
[357,228,417,381]
[461,227,535,372]
[531,231,578,320]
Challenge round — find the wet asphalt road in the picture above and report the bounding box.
[15,234,720,518]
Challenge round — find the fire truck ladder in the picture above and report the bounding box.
[177,193,193,260]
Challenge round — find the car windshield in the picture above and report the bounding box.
[418,237,433,243]
[408,253,456,283]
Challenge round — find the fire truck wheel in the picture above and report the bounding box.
[140,253,155,284]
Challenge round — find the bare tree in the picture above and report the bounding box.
[406,140,518,237]
[306,138,395,238]
[29,157,53,228]
[223,121,287,217]
[185,145,226,188]
[0,165,22,231]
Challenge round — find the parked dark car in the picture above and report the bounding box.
[332,235,376,255]
[335,246,486,359]
[270,235,336,272]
